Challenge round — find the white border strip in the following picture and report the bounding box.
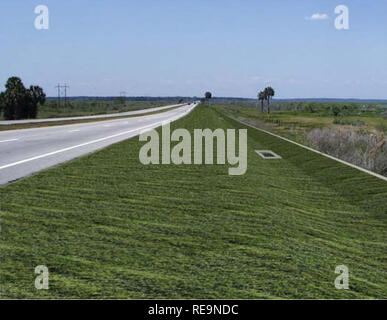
[255,150,282,159]
[228,115,387,182]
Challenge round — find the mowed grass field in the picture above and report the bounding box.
[0,105,386,299]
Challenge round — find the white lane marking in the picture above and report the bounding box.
[68,129,80,133]
[0,103,198,172]
[103,124,111,127]
[0,139,19,143]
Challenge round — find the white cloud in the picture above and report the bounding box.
[250,76,262,81]
[307,13,329,21]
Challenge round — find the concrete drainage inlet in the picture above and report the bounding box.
[255,150,282,159]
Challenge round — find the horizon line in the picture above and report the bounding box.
[45,96,387,101]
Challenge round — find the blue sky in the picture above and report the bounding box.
[1,0,386,98]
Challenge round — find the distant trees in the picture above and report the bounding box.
[331,104,341,117]
[205,91,212,101]
[305,102,317,113]
[258,91,265,113]
[256,87,275,113]
[0,77,46,120]
[28,85,46,119]
[264,87,275,114]
[114,95,126,108]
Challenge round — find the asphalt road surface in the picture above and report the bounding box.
[0,103,197,185]
[0,103,186,125]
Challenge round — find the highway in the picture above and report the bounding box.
[0,103,186,125]
[0,103,197,185]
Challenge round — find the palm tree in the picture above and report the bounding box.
[204,92,212,105]
[3,77,28,120]
[258,91,265,113]
[28,85,46,119]
[264,87,275,113]
[1,77,46,120]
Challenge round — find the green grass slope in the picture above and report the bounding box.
[0,105,386,299]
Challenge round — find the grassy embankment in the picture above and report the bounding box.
[215,103,387,176]
[0,105,386,299]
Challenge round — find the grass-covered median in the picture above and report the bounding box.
[0,105,386,299]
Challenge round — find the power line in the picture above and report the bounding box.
[63,84,70,108]
[54,84,70,108]
[55,84,61,108]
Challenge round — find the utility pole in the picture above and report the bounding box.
[54,84,69,108]
[120,91,127,106]
[63,84,70,108]
[55,84,61,108]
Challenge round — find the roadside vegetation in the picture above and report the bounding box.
[216,100,387,176]
[0,76,183,121]
[36,99,179,119]
[0,77,46,120]
[1,105,386,299]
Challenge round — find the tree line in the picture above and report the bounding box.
[202,89,276,114]
[0,77,46,120]
[258,87,275,113]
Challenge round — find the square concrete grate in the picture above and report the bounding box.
[255,150,282,159]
